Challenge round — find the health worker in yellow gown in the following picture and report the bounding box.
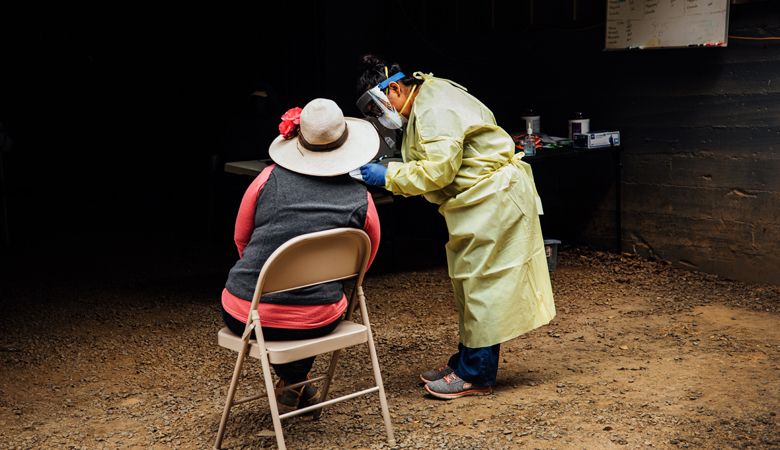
[357,55,556,400]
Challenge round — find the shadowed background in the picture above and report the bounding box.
[0,1,778,284]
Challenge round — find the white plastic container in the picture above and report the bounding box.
[568,112,590,139]
[521,114,541,135]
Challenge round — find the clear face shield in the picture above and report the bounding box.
[356,72,407,131]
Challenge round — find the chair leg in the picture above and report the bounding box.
[358,287,396,446]
[312,349,343,420]
[366,335,395,446]
[259,349,287,450]
[214,342,250,450]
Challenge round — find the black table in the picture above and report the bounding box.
[223,144,624,254]
[522,145,623,252]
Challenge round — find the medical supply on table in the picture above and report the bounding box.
[543,135,572,148]
[523,122,536,156]
[568,112,590,139]
[520,110,541,134]
[511,133,547,152]
[572,131,621,149]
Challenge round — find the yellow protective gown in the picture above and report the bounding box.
[385,73,556,348]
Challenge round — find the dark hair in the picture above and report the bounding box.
[356,54,423,96]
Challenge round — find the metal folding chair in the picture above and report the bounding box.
[213,228,395,450]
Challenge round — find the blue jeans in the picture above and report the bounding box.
[447,343,501,387]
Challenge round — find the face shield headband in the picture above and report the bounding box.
[356,72,407,130]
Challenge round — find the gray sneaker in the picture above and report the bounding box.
[424,372,492,400]
[420,365,454,383]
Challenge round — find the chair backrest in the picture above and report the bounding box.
[252,228,371,299]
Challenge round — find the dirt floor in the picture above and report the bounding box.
[1,246,779,449]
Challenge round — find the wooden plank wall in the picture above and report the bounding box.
[584,8,780,284]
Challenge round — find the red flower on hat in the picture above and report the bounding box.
[279,107,302,140]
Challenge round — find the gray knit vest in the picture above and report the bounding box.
[225,166,368,305]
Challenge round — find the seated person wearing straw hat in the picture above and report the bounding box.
[221,98,381,412]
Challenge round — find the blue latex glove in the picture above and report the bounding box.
[360,163,387,187]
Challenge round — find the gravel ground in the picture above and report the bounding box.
[1,246,779,449]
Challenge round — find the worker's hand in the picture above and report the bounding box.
[360,163,387,187]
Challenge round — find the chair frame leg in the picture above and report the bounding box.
[214,341,250,450]
[259,346,287,450]
[313,280,356,420]
[312,349,342,420]
[358,286,396,446]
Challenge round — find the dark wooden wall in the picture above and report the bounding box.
[586,5,780,284]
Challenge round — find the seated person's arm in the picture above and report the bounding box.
[234,165,275,257]
[363,192,381,268]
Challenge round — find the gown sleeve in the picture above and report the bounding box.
[385,108,464,196]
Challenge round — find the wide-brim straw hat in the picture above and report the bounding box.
[269,98,379,176]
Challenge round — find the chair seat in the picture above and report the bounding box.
[218,321,369,364]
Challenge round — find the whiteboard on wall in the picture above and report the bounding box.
[606,0,730,50]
